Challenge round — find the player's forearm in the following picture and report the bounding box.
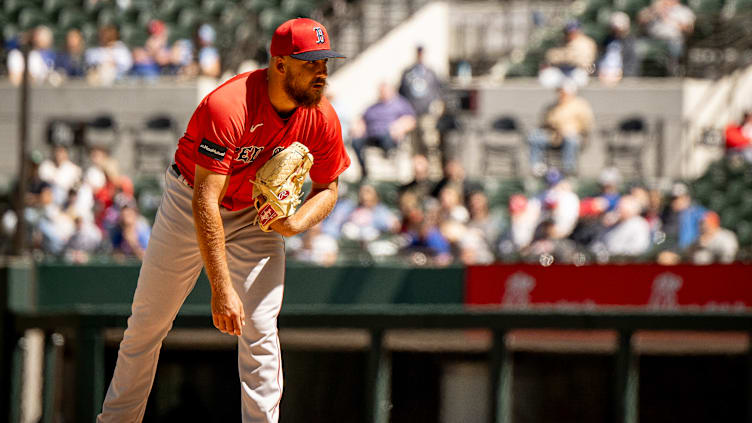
[192,193,233,294]
[274,183,338,236]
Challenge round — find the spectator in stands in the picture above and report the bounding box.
[131,20,172,79]
[7,25,56,85]
[25,183,74,255]
[401,200,452,266]
[85,24,133,85]
[537,169,580,240]
[320,183,356,239]
[430,159,480,201]
[64,215,103,264]
[661,182,706,251]
[638,0,695,75]
[399,46,443,156]
[399,154,433,206]
[291,223,339,266]
[539,20,597,88]
[499,194,541,257]
[109,202,150,261]
[596,195,652,258]
[341,184,400,242]
[598,12,639,84]
[527,82,594,176]
[724,110,752,162]
[459,190,502,264]
[579,167,623,219]
[55,28,87,79]
[38,144,82,207]
[196,24,221,78]
[467,190,504,249]
[350,83,416,180]
[688,211,738,264]
[523,218,579,264]
[437,185,469,224]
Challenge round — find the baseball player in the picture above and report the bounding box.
[98,18,349,423]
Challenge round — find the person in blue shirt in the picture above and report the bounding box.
[351,83,416,180]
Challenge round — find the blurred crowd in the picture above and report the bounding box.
[286,160,741,268]
[1,0,747,268]
[3,20,221,86]
[2,144,151,263]
[539,0,696,87]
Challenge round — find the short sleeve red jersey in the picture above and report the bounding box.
[174,69,350,211]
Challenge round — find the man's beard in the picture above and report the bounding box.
[284,72,324,108]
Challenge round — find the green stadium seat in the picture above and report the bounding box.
[619,0,651,19]
[259,8,288,34]
[724,179,745,206]
[720,208,740,230]
[58,8,87,30]
[2,23,19,43]
[688,0,725,14]
[281,0,314,17]
[707,190,726,213]
[201,0,227,17]
[582,22,610,45]
[581,0,611,23]
[97,6,120,27]
[158,0,182,23]
[736,221,752,246]
[638,39,671,76]
[120,23,148,47]
[248,0,279,14]
[176,8,201,33]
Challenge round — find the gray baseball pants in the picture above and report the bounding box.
[98,165,285,422]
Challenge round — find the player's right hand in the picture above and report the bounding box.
[211,286,246,336]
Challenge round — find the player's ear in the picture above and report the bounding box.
[274,57,287,74]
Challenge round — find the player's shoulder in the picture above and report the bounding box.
[203,69,264,108]
[314,96,340,125]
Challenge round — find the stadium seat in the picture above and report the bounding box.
[602,116,650,181]
[17,7,48,30]
[132,114,181,175]
[281,0,314,17]
[688,0,725,15]
[482,115,524,178]
[58,8,86,31]
[248,0,280,13]
[259,8,288,34]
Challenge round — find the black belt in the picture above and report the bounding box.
[171,163,192,188]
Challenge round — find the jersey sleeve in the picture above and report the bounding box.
[192,92,245,175]
[308,108,351,184]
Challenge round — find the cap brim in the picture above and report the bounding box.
[290,49,346,61]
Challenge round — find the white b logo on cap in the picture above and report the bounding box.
[313,27,325,44]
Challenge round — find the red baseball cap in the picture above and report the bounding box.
[270,18,345,61]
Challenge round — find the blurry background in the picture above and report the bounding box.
[0,0,751,422]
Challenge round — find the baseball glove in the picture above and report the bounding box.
[252,142,314,232]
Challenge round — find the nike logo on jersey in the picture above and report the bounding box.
[250,123,264,133]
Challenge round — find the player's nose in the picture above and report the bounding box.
[314,60,328,76]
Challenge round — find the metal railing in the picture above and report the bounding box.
[4,303,752,423]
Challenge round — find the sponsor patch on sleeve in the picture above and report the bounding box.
[198,138,228,161]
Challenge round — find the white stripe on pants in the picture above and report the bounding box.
[98,166,285,423]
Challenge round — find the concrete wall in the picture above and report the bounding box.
[462,78,686,181]
[327,2,451,119]
[1,72,748,187]
[0,80,198,188]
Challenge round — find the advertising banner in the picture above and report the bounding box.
[465,264,752,311]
